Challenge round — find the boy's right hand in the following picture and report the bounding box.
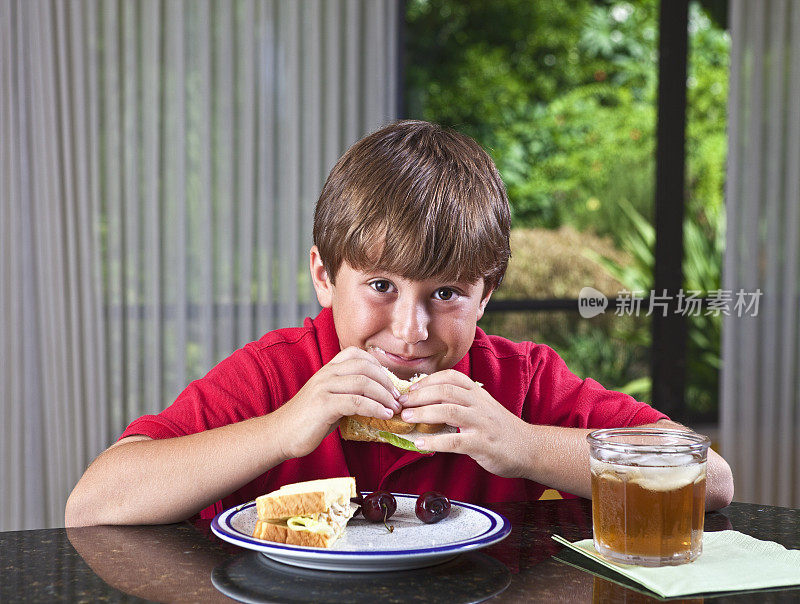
[273,347,401,460]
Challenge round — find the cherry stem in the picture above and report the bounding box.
[382,501,394,533]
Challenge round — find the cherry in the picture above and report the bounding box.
[361,491,397,532]
[415,491,451,524]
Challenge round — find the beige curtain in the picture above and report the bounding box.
[1,0,399,530]
[721,0,800,506]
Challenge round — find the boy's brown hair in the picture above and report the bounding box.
[313,120,511,296]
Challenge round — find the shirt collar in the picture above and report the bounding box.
[312,307,341,366]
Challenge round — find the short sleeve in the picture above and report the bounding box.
[119,343,275,441]
[525,343,669,429]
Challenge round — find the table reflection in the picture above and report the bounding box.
[591,576,704,603]
[212,550,511,603]
[67,524,232,602]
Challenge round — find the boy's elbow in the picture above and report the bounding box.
[65,489,87,527]
[705,458,735,511]
[706,484,734,511]
[716,474,735,509]
[65,481,113,527]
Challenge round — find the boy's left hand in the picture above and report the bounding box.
[398,370,529,478]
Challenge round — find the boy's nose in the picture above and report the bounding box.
[391,299,429,344]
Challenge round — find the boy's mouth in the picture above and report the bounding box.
[368,345,431,369]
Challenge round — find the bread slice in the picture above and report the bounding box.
[338,368,444,439]
[255,477,356,520]
[339,416,456,448]
[347,413,418,434]
[384,367,425,394]
[416,421,446,434]
[339,416,387,442]
[339,368,483,450]
[253,519,340,548]
[339,413,446,439]
[252,477,358,548]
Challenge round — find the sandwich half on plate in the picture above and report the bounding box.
[252,477,359,548]
[339,368,457,453]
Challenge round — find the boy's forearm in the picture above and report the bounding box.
[65,411,291,526]
[517,421,734,511]
[516,423,594,499]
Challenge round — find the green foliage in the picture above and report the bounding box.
[406,0,603,118]
[407,0,729,416]
[495,226,631,300]
[587,198,724,414]
[528,85,656,231]
[406,0,661,230]
[480,227,651,392]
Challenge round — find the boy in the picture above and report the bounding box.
[65,121,733,526]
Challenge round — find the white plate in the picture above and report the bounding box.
[211,493,511,572]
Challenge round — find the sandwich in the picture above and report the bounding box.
[339,368,457,453]
[251,477,359,548]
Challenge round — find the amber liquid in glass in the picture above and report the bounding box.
[590,458,706,566]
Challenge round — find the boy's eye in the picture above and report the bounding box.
[434,287,456,301]
[370,280,392,293]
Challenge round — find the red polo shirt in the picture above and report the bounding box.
[120,308,667,519]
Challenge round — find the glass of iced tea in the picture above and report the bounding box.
[587,428,710,567]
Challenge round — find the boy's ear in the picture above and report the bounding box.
[476,286,494,321]
[310,246,334,308]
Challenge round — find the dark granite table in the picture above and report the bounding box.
[1,500,798,603]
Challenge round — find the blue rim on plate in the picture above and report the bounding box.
[210,493,512,571]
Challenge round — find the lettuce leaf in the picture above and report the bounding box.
[377,431,432,454]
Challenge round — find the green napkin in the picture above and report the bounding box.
[552,531,800,599]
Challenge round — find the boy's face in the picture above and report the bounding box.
[310,247,492,379]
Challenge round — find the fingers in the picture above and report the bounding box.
[328,346,380,366]
[397,370,488,427]
[408,369,479,391]
[327,373,401,414]
[412,430,464,455]
[399,378,478,410]
[400,401,472,426]
[315,347,404,417]
[328,347,401,398]
[335,393,397,420]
